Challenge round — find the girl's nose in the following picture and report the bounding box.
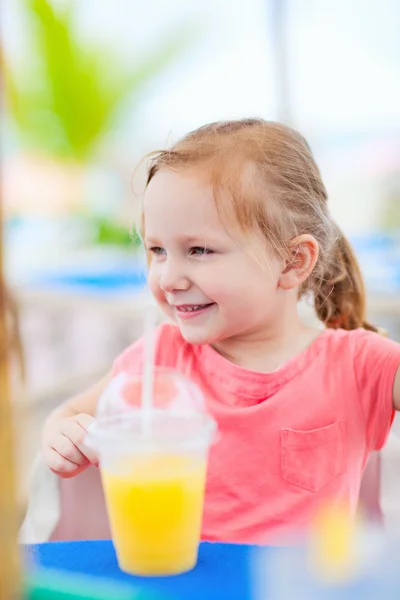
[159,260,190,292]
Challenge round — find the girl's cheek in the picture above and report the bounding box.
[148,271,167,307]
[147,269,159,294]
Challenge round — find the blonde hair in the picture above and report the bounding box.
[145,118,376,332]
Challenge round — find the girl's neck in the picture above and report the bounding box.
[211,313,322,373]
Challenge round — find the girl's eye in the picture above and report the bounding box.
[148,246,166,256]
[189,247,213,257]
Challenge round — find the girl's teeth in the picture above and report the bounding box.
[180,305,206,312]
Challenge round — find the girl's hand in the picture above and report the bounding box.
[41,413,98,478]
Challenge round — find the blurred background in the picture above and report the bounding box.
[1,0,400,526]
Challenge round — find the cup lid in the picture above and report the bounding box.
[95,368,207,425]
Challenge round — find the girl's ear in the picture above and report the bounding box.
[278,234,319,290]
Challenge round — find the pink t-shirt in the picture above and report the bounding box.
[113,322,400,544]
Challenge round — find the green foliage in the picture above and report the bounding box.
[5,0,197,161]
[92,217,141,248]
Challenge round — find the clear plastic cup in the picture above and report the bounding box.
[87,370,216,577]
[94,368,207,419]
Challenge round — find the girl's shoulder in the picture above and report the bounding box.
[113,321,190,376]
[323,326,399,356]
[318,327,400,381]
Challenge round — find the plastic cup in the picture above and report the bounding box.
[93,369,207,418]
[87,372,216,577]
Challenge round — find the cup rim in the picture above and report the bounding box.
[87,408,217,453]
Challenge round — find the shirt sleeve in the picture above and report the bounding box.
[350,329,400,451]
[112,321,181,377]
[113,335,145,377]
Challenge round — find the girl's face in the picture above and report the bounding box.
[144,169,285,346]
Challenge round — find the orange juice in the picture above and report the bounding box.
[101,454,207,576]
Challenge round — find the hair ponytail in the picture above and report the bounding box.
[313,228,378,332]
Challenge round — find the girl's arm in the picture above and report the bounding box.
[41,370,113,478]
[393,367,400,411]
[46,371,113,422]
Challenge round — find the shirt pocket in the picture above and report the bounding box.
[281,421,346,492]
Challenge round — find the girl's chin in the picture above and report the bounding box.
[176,323,217,345]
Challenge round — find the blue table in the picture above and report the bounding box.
[29,540,259,600]
[29,539,400,600]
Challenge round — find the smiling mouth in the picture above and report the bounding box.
[174,303,215,318]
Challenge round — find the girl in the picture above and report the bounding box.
[41,119,400,544]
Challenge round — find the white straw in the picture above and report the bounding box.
[141,294,157,433]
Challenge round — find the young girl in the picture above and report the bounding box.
[41,119,400,544]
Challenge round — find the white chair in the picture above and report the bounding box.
[20,456,110,543]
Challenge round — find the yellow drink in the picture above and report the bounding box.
[101,454,207,576]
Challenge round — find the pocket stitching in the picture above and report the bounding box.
[281,421,346,492]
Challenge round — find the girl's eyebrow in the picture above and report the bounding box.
[178,235,216,245]
[144,236,160,245]
[145,234,222,246]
